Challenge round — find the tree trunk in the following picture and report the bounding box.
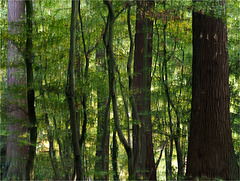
[1,82,7,180]
[133,1,156,180]
[174,116,184,180]
[103,1,134,179]
[111,129,119,180]
[5,1,28,179]
[66,0,82,180]
[25,1,38,179]
[45,114,59,180]
[186,1,240,179]
[165,144,172,180]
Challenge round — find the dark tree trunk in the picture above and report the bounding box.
[5,1,28,179]
[174,116,184,180]
[78,0,88,163]
[25,1,38,179]
[66,0,82,180]
[1,82,7,180]
[186,1,240,180]
[165,144,172,180]
[127,3,141,179]
[133,1,156,180]
[161,1,174,179]
[45,114,59,180]
[111,129,119,180]
[103,1,134,179]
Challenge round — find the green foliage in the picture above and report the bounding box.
[34,152,54,180]
[0,0,239,180]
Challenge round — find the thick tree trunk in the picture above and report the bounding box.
[133,1,156,180]
[186,1,240,180]
[5,1,28,179]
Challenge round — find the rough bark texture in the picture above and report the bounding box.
[186,2,240,179]
[127,4,141,179]
[5,1,29,180]
[133,1,156,180]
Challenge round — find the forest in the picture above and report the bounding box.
[0,0,240,180]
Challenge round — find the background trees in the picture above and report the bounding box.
[0,0,239,180]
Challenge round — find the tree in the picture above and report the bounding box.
[1,0,239,180]
[186,0,240,179]
[133,0,156,179]
[103,1,139,179]
[25,0,38,179]
[66,0,82,179]
[5,0,28,179]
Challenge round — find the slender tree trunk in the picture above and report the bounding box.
[174,116,184,180]
[165,144,172,180]
[174,64,185,180]
[66,0,82,180]
[161,2,174,178]
[25,1,37,179]
[103,1,134,179]
[5,1,28,179]
[133,1,156,179]
[78,0,88,164]
[165,92,173,181]
[165,95,173,180]
[45,114,59,180]
[63,120,72,180]
[1,82,7,180]
[53,116,71,180]
[111,129,119,180]
[186,1,240,179]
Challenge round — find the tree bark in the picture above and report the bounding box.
[5,1,28,179]
[133,1,156,180]
[186,1,240,179]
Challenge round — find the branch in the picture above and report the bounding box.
[87,25,107,56]
[115,7,126,20]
